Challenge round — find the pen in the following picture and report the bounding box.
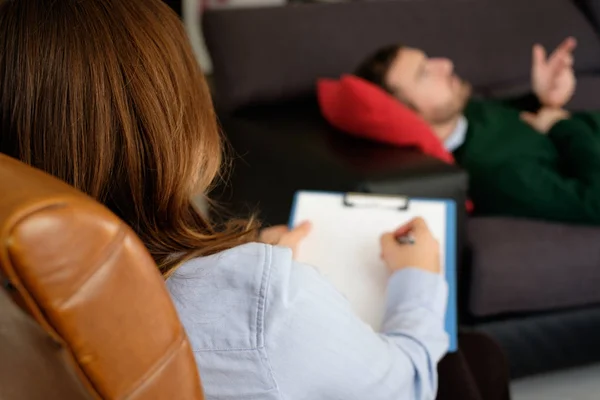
[396,233,416,245]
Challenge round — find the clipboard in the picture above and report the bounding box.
[289,191,458,352]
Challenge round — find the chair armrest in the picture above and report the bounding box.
[214,103,468,225]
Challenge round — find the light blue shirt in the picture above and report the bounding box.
[167,242,448,400]
[444,116,468,152]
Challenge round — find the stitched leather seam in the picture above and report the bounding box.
[121,332,188,399]
[54,225,127,308]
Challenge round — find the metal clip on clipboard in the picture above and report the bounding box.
[343,192,410,211]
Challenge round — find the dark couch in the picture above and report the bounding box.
[203,0,600,377]
[163,0,182,17]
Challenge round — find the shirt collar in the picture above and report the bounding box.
[444,115,468,152]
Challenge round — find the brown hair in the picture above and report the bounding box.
[355,44,403,93]
[0,0,258,277]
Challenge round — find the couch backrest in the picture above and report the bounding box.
[0,154,204,400]
[575,0,600,28]
[204,0,600,112]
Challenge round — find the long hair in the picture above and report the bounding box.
[0,0,259,277]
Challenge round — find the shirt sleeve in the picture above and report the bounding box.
[470,156,600,224]
[548,114,600,184]
[263,246,449,400]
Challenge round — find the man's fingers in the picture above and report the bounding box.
[532,44,546,67]
[537,37,576,75]
[546,52,574,81]
[553,51,574,69]
[560,36,577,53]
[520,111,533,121]
[551,37,577,57]
[520,111,533,119]
[548,37,577,66]
[520,112,536,125]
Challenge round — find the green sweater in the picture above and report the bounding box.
[454,97,600,225]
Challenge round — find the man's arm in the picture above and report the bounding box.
[495,112,600,224]
[547,115,600,183]
[471,155,600,225]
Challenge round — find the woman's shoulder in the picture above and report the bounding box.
[166,242,295,352]
[169,242,295,290]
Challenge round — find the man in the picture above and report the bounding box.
[356,38,600,225]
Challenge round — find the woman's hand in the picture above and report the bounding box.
[520,108,571,134]
[380,217,441,274]
[259,221,312,258]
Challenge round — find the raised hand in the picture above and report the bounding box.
[531,37,577,109]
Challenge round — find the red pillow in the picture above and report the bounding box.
[317,75,454,164]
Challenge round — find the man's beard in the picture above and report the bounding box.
[429,81,472,125]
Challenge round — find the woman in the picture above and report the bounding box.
[0,1,483,399]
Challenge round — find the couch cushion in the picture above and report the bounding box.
[203,0,600,111]
[468,217,600,317]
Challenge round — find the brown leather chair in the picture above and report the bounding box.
[0,153,204,400]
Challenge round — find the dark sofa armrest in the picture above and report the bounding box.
[214,101,468,225]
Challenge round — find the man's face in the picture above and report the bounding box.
[385,47,472,124]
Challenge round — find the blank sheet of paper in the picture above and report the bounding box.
[289,191,456,350]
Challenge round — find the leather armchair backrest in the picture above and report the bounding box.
[0,154,204,400]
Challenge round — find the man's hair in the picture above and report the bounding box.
[355,44,403,93]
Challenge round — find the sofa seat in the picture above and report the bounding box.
[468,217,600,317]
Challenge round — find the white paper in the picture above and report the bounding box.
[291,191,447,331]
